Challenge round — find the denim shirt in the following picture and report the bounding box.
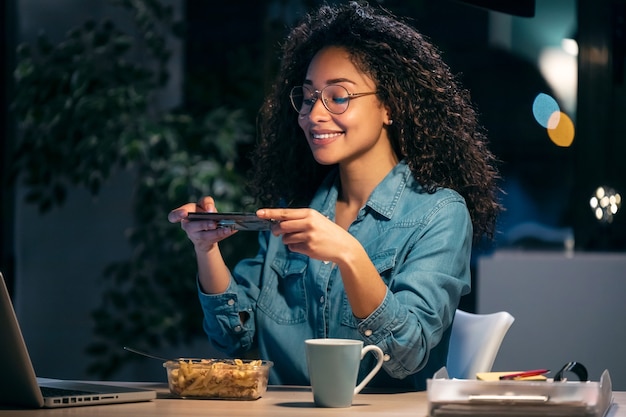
[198,160,472,391]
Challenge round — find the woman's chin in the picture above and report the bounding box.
[311,153,339,166]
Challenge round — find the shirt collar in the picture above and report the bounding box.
[365,160,411,220]
[311,160,413,221]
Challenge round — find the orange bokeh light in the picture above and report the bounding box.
[547,111,575,147]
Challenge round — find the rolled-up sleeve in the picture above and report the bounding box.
[198,279,255,355]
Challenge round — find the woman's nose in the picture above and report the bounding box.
[307,97,330,120]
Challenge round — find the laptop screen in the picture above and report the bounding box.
[0,272,156,408]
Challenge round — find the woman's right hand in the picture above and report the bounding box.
[167,196,237,253]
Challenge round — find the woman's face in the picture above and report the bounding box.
[296,46,393,167]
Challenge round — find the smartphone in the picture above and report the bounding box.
[186,212,273,231]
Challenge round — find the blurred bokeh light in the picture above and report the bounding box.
[590,186,622,224]
[546,111,575,147]
[532,93,560,128]
[532,92,575,147]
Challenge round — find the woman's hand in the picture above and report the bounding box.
[258,207,386,317]
[256,208,357,264]
[168,196,237,253]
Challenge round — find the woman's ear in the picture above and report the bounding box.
[384,107,393,126]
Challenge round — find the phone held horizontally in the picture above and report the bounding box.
[186,212,274,231]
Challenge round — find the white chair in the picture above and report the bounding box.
[446,309,515,379]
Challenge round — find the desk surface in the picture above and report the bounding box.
[1,384,625,416]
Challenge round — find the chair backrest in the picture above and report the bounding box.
[446,309,515,379]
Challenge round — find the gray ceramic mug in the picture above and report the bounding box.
[305,338,384,408]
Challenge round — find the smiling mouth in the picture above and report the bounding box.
[312,132,343,139]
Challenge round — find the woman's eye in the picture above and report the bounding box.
[331,96,349,104]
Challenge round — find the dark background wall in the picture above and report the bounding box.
[1,0,17,298]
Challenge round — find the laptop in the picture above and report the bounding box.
[0,272,156,408]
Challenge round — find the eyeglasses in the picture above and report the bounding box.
[289,85,377,115]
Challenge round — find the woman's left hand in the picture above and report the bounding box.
[256,208,356,263]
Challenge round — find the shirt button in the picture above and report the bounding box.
[383,354,391,362]
[364,329,373,337]
[234,325,242,332]
[227,299,235,306]
[319,296,324,304]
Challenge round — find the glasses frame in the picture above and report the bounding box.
[289,84,377,115]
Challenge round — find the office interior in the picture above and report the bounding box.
[1,0,625,390]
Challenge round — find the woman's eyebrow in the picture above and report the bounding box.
[302,78,357,86]
[326,77,356,85]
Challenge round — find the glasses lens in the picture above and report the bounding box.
[322,85,350,114]
[290,86,311,114]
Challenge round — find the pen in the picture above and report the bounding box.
[499,369,550,380]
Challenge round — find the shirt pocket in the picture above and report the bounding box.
[257,252,308,325]
[341,248,397,328]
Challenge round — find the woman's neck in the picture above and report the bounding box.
[335,154,398,229]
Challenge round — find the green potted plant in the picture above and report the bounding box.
[10,0,257,378]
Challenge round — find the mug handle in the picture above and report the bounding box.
[354,345,384,395]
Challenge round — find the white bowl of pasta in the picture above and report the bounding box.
[163,358,273,400]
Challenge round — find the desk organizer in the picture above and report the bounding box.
[427,368,613,416]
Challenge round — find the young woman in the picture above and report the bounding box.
[168,1,500,391]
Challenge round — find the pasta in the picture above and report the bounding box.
[165,359,271,400]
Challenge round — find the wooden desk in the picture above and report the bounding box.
[1,384,625,416]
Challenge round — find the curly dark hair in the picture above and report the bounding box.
[248,1,501,240]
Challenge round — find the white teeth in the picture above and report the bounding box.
[312,132,342,139]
